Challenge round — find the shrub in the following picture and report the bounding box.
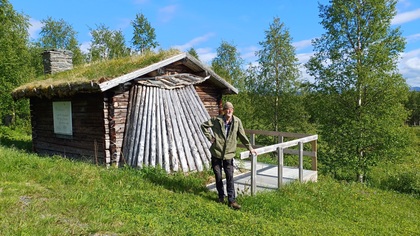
[369,160,420,196]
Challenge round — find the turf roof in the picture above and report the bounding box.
[12,49,182,99]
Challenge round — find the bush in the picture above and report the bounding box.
[0,125,32,151]
[369,160,420,196]
[368,127,420,196]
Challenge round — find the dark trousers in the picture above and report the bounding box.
[211,157,235,203]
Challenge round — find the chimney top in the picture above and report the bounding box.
[42,49,73,75]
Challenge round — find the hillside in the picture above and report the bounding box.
[0,143,419,235]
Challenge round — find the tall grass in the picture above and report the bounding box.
[368,127,420,196]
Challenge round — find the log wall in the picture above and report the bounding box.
[30,94,106,162]
[194,81,223,117]
[104,88,130,166]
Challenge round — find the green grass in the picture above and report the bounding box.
[1,126,419,235]
[1,145,419,235]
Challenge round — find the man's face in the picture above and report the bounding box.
[224,108,233,118]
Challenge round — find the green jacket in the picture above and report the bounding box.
[201,115,253,160]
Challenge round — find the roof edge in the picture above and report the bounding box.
[184,53,239,94]
[99,53,189,92]
[99,52,239,94]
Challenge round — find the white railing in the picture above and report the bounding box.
[239,130,318,196]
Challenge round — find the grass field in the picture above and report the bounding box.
[0,127,419,235]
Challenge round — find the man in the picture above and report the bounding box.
[201,102,256,210]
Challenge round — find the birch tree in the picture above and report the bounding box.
[256,17,307,132]
[212,40,245,88]
[211,40,252,124]
[131,13,159,54]
[305,0,410,182]
[89,24,130,61]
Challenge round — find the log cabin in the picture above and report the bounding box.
[12,49,238,172]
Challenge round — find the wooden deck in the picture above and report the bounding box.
[207,160,317,196]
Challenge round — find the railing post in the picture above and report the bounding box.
[251,153,257,196]
[250,133,255,146]
[277,147,283,189]
[298,141,303,182]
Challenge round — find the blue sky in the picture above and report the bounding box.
[9,0,420,87]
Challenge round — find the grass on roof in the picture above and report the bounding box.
[13,49,181,92]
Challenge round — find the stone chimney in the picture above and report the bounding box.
[42,49,73,74]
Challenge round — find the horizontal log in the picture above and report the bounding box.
[35,140,105,156]
[34,126,104,136]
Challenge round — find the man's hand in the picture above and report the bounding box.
[250,149,257,155]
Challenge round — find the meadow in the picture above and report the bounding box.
[0,127,419,235]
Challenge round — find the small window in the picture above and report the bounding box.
[53,101,73,136]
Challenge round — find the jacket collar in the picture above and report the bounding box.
[217,114,236,124]
[217,115,236,137]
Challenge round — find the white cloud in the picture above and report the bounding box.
[293,39,313,51]
[196,48,216,65]
[170,33,216,64]
[297,52,315,83]
[297,52,313,64]
[406,33,420,43]
[158,5,178,23]
[172,33,215,51]
[241,46,258,63]
[392,8,420,25]
[80,41,91,53]
[28,18,43,40]
[399,48,420,87]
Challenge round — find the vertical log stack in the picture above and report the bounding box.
[123,84,212,172]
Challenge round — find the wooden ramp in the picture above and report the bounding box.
[207,160,317,196]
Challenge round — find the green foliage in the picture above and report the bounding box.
[131,13,159,54]
[406,91,420,126]
[28,42,45,77]
[38,17,84,65]
[211,40,245,88]
[368,127,420,195]
[89,24,130,62]
[0,145,419,235]
[0,0,32,126]
[253,17,309,133]
[187,47,200,60]
[305,0,409,181]
[232,65,266,130]
[371,164,420,195]
[211,33,312,134]
[211,40,257,131]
